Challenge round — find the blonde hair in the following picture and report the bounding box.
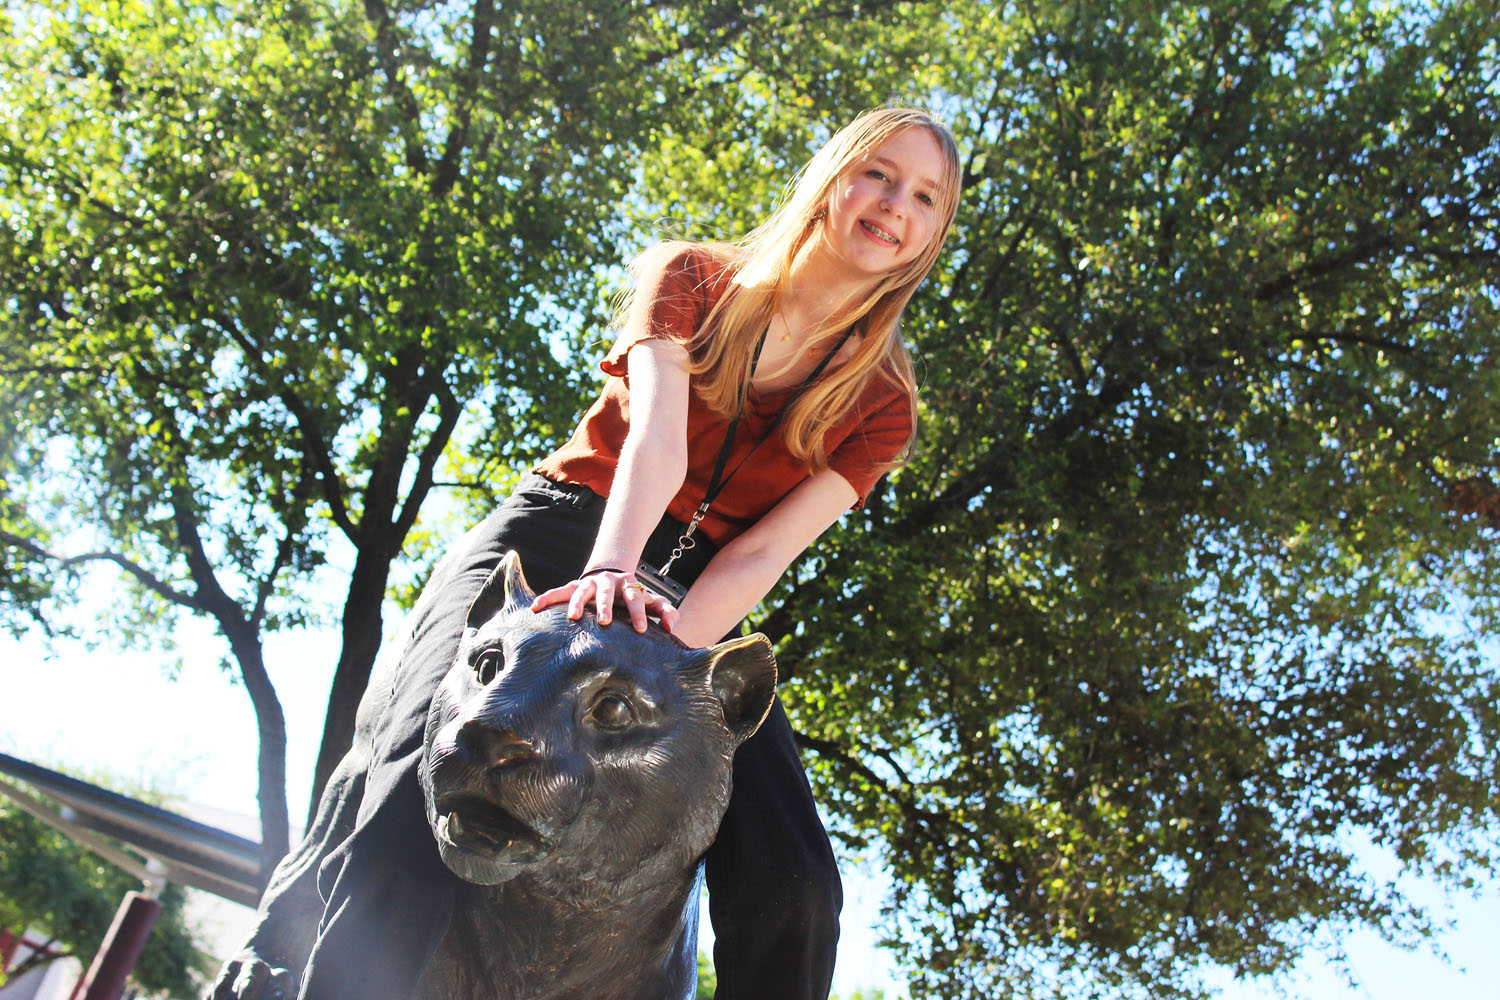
[624,107,961,469]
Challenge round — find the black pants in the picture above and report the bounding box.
[298,474,842,999]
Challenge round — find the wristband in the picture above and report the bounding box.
[582,566,630,576]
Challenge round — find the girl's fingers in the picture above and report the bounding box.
[620,579,651,632]
[531,582,578,612]
[652,599,680,634]
[636,590,679,634]
[589,576,615,625]
[531,571,676,632]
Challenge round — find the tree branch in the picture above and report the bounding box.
[431,0,496,197]
[0,531,203,611]
[0,145,153,231]
[207,309,355,538]
[1254,228,1397,303]
[361,0,430,176]
[0,362,114,379]
[5,939,70,982]
[794,729,961,850]
[392,380,464,546]
[167,484,291,870]
[168,485,248,631]
[251,523,297,635]
[1297,328,1419,354]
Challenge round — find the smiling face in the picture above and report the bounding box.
[822,125,948,278]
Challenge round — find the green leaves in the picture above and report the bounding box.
[645,1,1499,996]
[3,0,1498,995]
[1,0,837,855]
[0,797,209,998]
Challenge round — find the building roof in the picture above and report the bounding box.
[0,751,262,907]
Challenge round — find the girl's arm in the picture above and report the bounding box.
[670,468,858,648]
[531,336,691,629]
[532,448,858,645]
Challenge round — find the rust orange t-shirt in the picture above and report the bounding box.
[534,246,914,547]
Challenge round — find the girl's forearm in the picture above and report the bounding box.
[584,428,686,574]
[672,469,858,648]
[581,336,692,573]
[530,338,692,633]
[671,540,792,648]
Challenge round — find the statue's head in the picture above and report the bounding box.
[420,552,777,894]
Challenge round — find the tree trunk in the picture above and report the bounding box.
[306,545,393,820]
[223,620,291,880]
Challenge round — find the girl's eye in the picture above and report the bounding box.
[588,694,635,730]
[474,650,502,685]
[917,192,935,207]
[866,169,888,181]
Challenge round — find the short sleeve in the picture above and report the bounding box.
[601,246,724,378]
[827,384,916,503]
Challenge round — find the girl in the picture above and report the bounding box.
[299,106,961,1000]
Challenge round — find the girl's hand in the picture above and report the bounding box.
[530,568,679,635]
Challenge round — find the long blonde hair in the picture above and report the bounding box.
[625,107,961,469]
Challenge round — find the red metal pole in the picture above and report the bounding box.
[76,890,162,1000]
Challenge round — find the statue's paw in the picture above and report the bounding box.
[207,952,296,1000]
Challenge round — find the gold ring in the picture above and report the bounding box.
[623,582,646,594]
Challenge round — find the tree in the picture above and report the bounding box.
[0,0,841,876]
[0,799,208,998]
[627,1,1500,996]
[4,0,1499,997]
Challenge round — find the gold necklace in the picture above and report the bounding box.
[778,309,835,357]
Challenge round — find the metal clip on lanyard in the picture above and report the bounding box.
[659,324,853,576]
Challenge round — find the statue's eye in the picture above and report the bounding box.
[588,694,634,730]
[474,650,502,686]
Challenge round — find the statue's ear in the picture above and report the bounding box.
[704,633,778,744]
[466,551,536,628]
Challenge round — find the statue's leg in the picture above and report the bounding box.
[705,699,844,1000]
[295,474,610,1000]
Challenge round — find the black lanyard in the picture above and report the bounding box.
[660,325,854,575]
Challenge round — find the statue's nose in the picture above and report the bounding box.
[457,719,536,769]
